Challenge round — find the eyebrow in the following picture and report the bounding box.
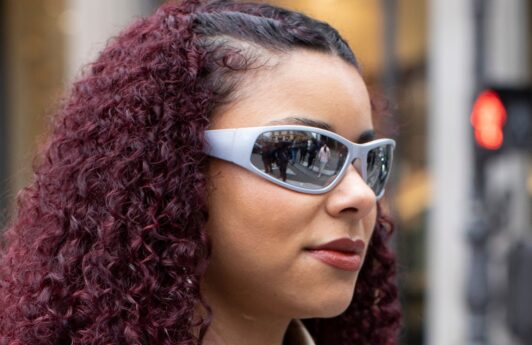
[356,129,376,143]
[266,116,376,143]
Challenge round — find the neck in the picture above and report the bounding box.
[202,314,290,345]
[196,297,291,345]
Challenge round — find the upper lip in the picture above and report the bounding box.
[306,238,365,254]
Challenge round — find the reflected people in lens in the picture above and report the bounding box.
[251,130,347,189]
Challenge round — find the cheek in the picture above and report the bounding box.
[203,161,318,306]
[206,161,314,248]
[364,207,378,239]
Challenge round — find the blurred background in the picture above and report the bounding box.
[0,1,530,344]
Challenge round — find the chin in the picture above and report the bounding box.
[317,299,353,318]
[297,287,356,319]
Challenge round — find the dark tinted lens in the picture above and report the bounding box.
[366,144,393,196]
[250,130,348,190]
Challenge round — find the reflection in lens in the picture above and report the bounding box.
[366,144,392,196]
[251,130,348,190]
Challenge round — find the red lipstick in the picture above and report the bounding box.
[305,238,365,272]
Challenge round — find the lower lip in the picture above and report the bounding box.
[306,249,362,271]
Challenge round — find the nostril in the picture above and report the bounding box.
[341,207,358,214]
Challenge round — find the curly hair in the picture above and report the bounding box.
[0,1,400,344]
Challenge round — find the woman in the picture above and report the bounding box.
[317,143,331,178]
[0,1,400,344]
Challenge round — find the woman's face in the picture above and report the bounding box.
[203,49,377,321]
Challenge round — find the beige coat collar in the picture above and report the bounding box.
[284,319,316,345]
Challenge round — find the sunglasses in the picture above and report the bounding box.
[203,125,396,200]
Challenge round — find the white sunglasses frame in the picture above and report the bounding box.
[203,125,396,199]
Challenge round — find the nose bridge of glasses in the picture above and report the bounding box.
[345,156,365,184]
[344,143,363,174]
[332,157,374,201]
[350,156,363,173]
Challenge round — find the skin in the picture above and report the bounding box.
[201,49,377,345]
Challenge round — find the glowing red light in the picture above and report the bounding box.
[470,90,507,150]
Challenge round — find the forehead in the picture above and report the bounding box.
[209,49,373,142]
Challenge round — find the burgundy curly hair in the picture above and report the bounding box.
[0,0,400,344]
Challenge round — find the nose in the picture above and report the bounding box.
[324,162,376,220]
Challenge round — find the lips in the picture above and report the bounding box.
[305,238,366,272]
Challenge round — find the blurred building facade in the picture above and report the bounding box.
[0,1,530,345]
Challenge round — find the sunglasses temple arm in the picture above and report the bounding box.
[204,129,238,162]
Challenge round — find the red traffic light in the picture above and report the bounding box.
[470,90,507,150]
